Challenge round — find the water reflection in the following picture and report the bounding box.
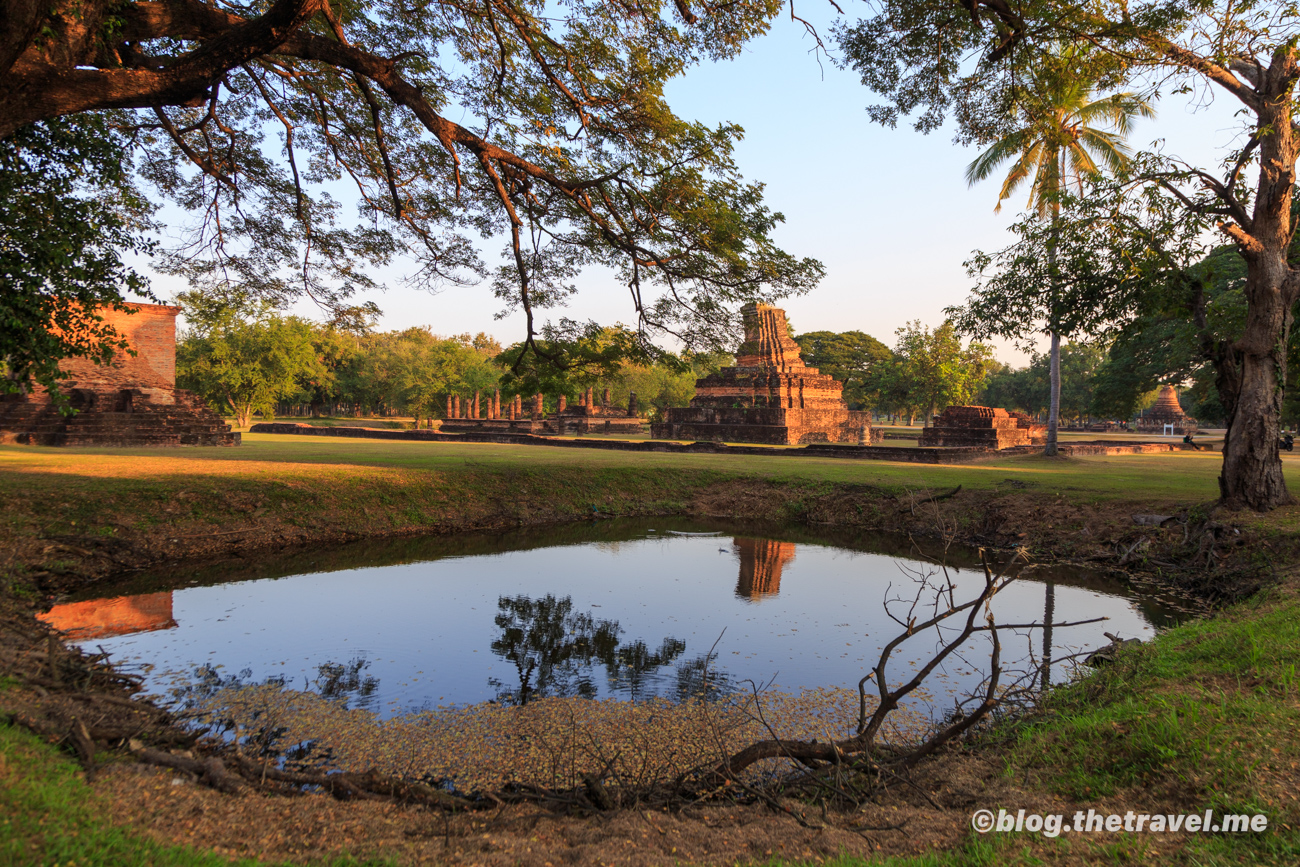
[488,594,685,704]
[58,519,1188,717]
[733,538,796,601]
[38,591,176,639]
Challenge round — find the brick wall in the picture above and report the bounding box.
[59,302,180,392]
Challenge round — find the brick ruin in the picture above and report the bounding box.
[917,406,1047,449]
[37,592,176,639]
[1137,385,1196,434]
[0,303,239,446]
[651,303,876,445]
[437,387,646,435]
[734,538,795,600]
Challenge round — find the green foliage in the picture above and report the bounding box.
[963,48,1152,219]
[793,330,892,409]
[108,0,824,351]
[978,342,1106,421]
[0,114,155,408]
[176,293,324,427]
[337,329,502,422]
[884,321,994,422]
[496,325,660,398]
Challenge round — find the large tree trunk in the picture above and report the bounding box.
[1217,67,1299,511]
[1218,275,1294,510]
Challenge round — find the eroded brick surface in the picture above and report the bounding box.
[917,406,1046,449]
[0,303,240,447]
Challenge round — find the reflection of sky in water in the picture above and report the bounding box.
[76,530,1159,717]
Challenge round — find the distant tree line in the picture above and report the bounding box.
[175,296,727,427]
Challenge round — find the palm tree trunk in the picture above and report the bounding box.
[1045,155,1062,457]
[1047,330,1061,455]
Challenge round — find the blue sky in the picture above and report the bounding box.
[145,8,1247,366]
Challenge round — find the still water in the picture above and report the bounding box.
[45,520,1185,717]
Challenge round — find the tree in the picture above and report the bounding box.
[792,330,892,409]
[891,320,994,424]
[838,0,1300,509]
[176,294,323,427]
[960,49,1151,455]
[334,328,500,421]
[0,114,155,406]
[2,0,821,364]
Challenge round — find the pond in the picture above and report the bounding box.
[46,519,1187,719]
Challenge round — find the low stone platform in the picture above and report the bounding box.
[919,406,1046,449]
[1,389,239,446]
[250,423,1194,463]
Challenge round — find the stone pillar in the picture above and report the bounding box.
[858,425,870,446]
[514,394,523,418]
[577,391,585,407]
[558,395,567,413]
[602,388,610,407]
[586,387,595,408]
[508,400,516,421]
[453,395,461,418]
[627,392,638,417]
[446,395,453,419]
[532,393,543,419]
[472,391,480,419]
[492,389,500,419]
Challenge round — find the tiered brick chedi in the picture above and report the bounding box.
[651,304,873,445]
[0,303,239,446]
[1137,385,1196,434]
[917,406,1047,449]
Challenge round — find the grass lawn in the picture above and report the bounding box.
[0,431,1282,498]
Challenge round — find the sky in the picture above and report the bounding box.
[139,7,1249,367]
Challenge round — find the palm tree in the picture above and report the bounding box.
[966,58,1153,455]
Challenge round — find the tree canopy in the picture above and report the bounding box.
[1,0,821,362]
[0,114,155,404]
[838,0,1300,508]
[792,330,891,410]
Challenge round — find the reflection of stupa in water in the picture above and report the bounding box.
[38,592,176,639]
[734,538,796,600]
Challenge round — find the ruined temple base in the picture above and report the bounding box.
[918,406,1045,450]
[1,302,239,447]
[651,408,878,445]
[438,416,646,436]
[438,418,546,435]
[0,389,240,447]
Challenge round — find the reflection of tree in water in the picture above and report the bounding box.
[489,594,691,704]
[168,657,381,768]
[673,652,736,703]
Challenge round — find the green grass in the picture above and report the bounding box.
[998,586,1300,864]
[0,722,395,866]
[3,431,1285,499]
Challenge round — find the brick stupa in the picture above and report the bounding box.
[0,302,239,446]
[1137,385,1195,433]
[918,406,1046,449]
[651,303,873,445]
